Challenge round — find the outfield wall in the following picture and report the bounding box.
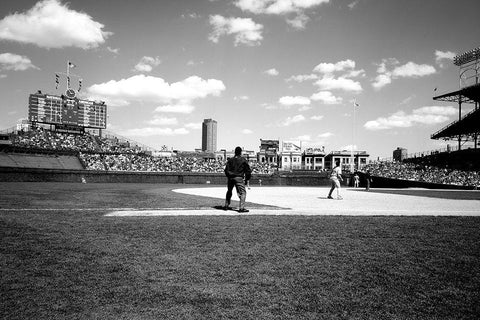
[0,167,332,186]
[0,167,474,189]
[367,175,475,190]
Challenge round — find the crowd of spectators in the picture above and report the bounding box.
[12,127,53,150]
[7,127,278,174]
[11,127,141,153]
[11,127,480,183]
[79,152,276,174]
[364,161,480,187]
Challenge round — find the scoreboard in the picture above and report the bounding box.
[28,92,107,129]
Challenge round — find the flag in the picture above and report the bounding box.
[67,76,70,88]
[68,61,76,68]
[78,79,82,92]
[55,74,59,89]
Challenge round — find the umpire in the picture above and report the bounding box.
[224,146,252,213]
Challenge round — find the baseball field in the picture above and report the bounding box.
[1,182,479,319]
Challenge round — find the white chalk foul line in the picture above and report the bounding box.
[1,207,478,216]
[104,208,480,217]
[0,207,207,212]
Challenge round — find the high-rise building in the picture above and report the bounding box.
[393,147,407,162]
[202,118,217,152]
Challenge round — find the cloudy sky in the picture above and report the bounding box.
[0,0,479,159]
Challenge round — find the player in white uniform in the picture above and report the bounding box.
[328,160,343,200]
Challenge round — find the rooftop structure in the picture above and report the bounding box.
[432,47,480,148]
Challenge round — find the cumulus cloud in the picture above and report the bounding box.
[0,0,112,49]
[87,74,225,108]
[134,56,161,73]
[313,59,356,74]
[318,132,333,138]
[435,50,456,68]
[300,132,333,146]
[299,105,311,112]
[236,0,329,14]
[281,114,306,126]
[392,62,436,77]
[286,59,363,107]
[310,59,364,93]
[313,59,365,79]
[0,53,38,71]
[348,0,360,9]
[264,68,279,76]
[372,74,391,89]
[286,12,310,29]
[310,115,324,120]
[242,128,253,134]
[147,116,178,126]
[279,95,311,106]
[315,76,362,92]
[234,95,249,101]
[209,15,263,46]
[121,127,189,137]
[235,0,330,29]
[154,104,195,114]
[106,47,120,54]
[262,103,279,110]
[372,59,436,89]
[310,91,343,104]
[364,106,456,130]
[286,73,318,82]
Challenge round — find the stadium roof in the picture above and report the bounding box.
[453,47,480,66]
[433,83,480,104]
[431,107,480,140]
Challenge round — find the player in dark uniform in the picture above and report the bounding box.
[365,170,372,191]
[224,146,252,213]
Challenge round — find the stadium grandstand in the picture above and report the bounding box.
[0,124,276,174]
[1,117,479,187]
[362,47,480,188]
[431,47,479,147]
[410,47,480,171]
[1,52,480,188]
[0,77,277,174]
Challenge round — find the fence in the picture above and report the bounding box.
[0,167,333,186]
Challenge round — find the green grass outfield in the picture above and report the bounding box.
[1,182,480,319]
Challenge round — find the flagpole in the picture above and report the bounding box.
[351,99,356,173]
[66,61,70,89]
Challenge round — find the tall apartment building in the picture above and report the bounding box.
[202,118,217,152]
[393,147,407,162]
